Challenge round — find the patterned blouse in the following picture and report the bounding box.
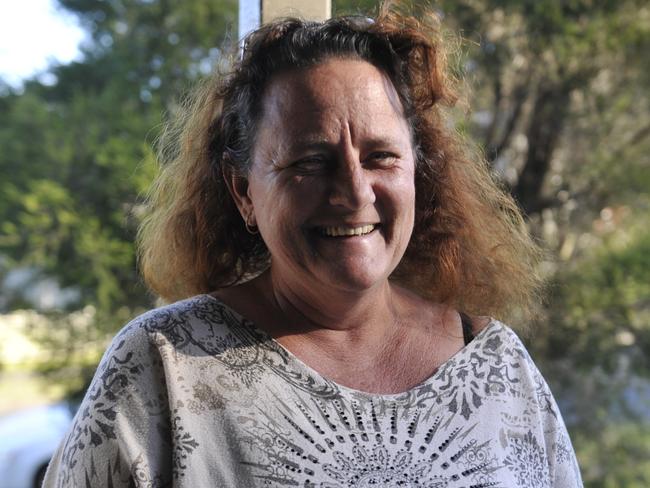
[44,294,583,487]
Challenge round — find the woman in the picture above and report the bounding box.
[44,6,582,487]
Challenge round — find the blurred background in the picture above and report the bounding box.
[0,0,648,486]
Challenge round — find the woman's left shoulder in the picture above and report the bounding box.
[468,319,584,485]
[466,317,546,376]
[471,316,527,347]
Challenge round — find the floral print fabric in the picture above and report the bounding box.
[44,294,583,487]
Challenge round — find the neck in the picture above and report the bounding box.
[255,268,403,348]
[216,268,463,395]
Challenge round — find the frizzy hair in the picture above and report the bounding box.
[137,5,542,321]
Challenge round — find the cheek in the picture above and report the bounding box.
[250,182,313,244]
[270,178,328,219]
[403,164,417,211]
[391,170,416,212]
[392,173,417,241]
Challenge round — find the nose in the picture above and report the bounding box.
[328,153,376,210]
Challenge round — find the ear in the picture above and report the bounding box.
[222,164,255,225]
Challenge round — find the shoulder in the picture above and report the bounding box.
[476,319,524,346]
[471,321,584,484]
[464,319,553,396]
[109,294,265,364]
[59,295,241,449]
[114,294,244,346]
[471,320,562,411]
[122,293,232,331]
[83,294,246,401]
[473,319,536,365]
[89,293,247,403]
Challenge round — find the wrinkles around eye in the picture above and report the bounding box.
[288,156,331,174]
[366,152,399,167]
[281,151,402,175]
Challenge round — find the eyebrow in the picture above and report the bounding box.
[288,135,407,154]
[289,139,332,153]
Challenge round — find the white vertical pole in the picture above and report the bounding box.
[239,0,262,41]
[239,0,332,40]
[261,0,331,23]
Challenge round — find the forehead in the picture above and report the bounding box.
[257,58,409,141]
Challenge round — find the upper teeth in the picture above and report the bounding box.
[321,224,376,237]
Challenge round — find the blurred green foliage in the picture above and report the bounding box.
[575,423,650,486]
[542,227,650,374]
[0,0,648,484]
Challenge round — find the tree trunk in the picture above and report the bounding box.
[514,82,570,215]
[486,76,530,163]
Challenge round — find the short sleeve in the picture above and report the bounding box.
[42,316,173,488]
[520,340,584,487]
[541,378,584,486]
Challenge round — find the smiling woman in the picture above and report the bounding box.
[236,59,416,297]
[43,3,583,487]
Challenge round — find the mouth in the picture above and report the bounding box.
[315,223,379,237]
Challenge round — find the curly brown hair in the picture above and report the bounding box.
[137,5,542,321]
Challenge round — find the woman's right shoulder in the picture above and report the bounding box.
[39,299,230,488]
[110,293,255,360]
[75,294,246,414]
[102,294,241,358]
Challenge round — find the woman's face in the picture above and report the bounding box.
[233,58,416,294]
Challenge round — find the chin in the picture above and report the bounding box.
[317,263,392,293]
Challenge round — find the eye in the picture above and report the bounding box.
[290,156,330,174]
[366,151,398,167]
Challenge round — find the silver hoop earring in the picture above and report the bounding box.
[244,213,258,235]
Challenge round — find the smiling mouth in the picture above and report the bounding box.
[317,224,379,237]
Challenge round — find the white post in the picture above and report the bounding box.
[238,0,262,41]
[238,0,331,40]
[261,0,331,23]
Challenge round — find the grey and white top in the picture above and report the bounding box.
[44,294,583,487]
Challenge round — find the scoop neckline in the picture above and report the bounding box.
[199,293,497,401]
